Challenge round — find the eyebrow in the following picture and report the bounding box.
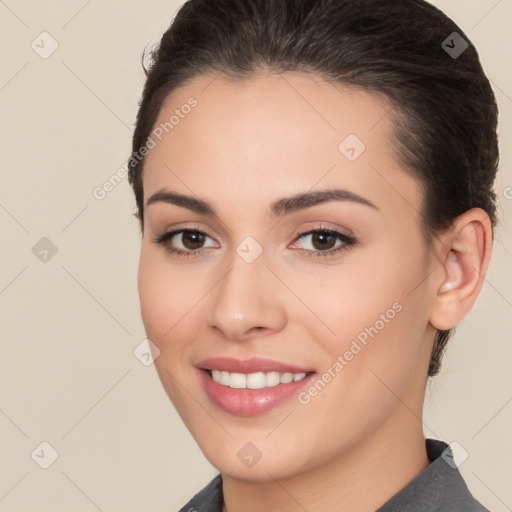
[145,188,379,217]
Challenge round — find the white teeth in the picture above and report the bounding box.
[265,371,281,387]
[220,371,230,386]
[247,372,266,389]
[209,369,309,389]
[229,372,247,388]
[280,372,294,384]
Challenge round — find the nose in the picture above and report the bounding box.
[205,251,287,341]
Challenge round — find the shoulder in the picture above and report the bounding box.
[177,473,223,512]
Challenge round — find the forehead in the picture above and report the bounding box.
[142,71,423,220]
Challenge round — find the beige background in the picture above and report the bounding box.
[0,1,511,510]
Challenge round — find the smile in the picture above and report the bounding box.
[196,357,316,416]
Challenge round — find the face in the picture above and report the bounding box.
[137,71,438,480]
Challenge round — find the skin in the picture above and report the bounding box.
[136,71,492,511]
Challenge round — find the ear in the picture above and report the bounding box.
[429,208,493,331]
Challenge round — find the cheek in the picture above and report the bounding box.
[289,241,430,373]
[137,250,199,404]
[137,248,196,346]
[334,250,431,394]
[287,260,430,461]
[288,247,414,331]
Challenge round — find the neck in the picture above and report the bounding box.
[222,412,430,512]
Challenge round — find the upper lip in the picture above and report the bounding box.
[197,357,315,374]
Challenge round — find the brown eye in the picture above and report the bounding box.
[152,228,218,257]
[181,231,206,250]
[310,231,337,251]
[291,228,357,258]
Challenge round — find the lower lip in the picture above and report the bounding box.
[198,369,316,417]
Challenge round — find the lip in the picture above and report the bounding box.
[196,356,314,374]
[196,357,316,417]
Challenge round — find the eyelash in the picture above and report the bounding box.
[152,226,357,259]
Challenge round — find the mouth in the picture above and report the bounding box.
[196,357,317,416]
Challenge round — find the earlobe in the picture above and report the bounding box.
[429,209,493,331]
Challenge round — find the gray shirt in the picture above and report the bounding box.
[178,439,490,511]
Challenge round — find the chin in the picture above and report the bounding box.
[191,432,317,482]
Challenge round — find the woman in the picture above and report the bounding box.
[128,0,498,510]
